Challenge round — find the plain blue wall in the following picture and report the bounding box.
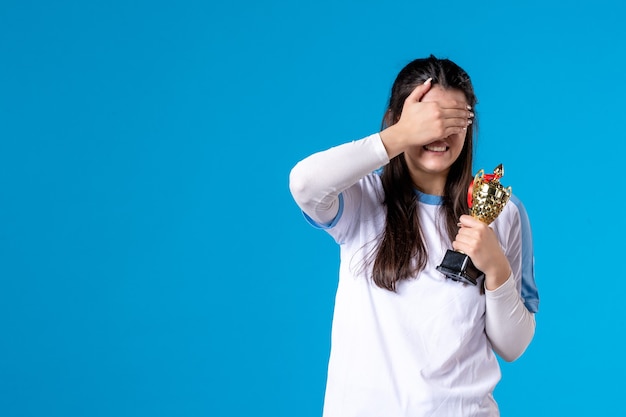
[1,0,625,416]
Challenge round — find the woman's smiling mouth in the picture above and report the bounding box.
[424,142,449,152]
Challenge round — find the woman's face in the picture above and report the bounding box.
[403,85,469,192]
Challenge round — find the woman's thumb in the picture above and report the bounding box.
[406,77,433,102]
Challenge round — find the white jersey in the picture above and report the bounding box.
[303,172,538,417]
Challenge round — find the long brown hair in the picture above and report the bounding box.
[371,55,478,291]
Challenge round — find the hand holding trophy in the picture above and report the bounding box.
[436,164,512,286]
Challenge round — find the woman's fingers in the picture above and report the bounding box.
[440,107,474,119]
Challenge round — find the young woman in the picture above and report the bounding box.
[289,55,539,417]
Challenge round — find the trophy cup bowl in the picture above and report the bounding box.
[436,164,512,286]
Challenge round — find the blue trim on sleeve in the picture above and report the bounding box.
[510,195,540,313]
[302,193,345,230]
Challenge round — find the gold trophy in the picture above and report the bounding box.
[436,164,512,286]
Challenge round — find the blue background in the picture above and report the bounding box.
[1,0,624,416]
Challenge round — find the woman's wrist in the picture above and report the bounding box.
[379,125,407,159]
[483,262,512,291]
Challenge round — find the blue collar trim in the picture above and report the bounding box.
[415,190,443,205]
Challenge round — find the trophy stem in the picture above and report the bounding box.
[436,249,484,286]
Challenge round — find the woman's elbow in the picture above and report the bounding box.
[289,163,312,206]
[498,347,525,363]
[494,326,536,362]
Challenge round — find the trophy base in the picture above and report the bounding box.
[436,250,484,286]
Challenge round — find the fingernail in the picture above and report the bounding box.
[467,119,473,125]
[467,105,472,110]
[457,222,463,227]
[423,77,432,85]
[469,112,474,117]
